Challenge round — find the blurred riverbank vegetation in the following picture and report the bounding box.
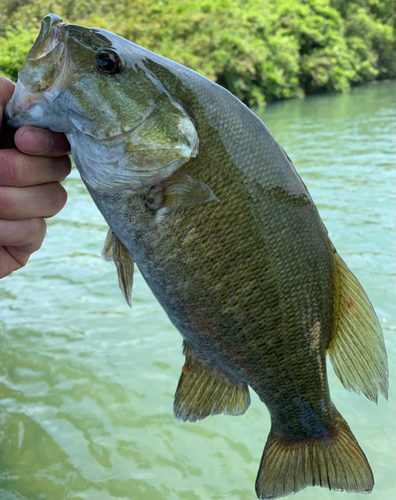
[0,0,394,106]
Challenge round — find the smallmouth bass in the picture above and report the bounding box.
[6,14,388,499]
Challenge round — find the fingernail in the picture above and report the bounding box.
[19,128,53,153]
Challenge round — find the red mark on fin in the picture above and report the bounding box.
[182,363,192,374]
[347,299,355,309]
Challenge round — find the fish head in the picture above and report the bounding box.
[6,14,199,191]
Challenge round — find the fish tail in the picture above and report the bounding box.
[255,413,373,499]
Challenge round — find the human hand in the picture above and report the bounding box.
[0,76,71,279]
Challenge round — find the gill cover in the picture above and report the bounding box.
[63,14,200,190]
[7,13,200,191]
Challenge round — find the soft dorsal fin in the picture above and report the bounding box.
[174,342,250,422]
[101,229,134,308]
[327,251,388,403]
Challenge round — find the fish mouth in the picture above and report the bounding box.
[5,81,50,126]
[19,14,66,94]
[29,14,64,59]
[5,15,77,132]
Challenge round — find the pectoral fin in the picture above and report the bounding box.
[146,172,218,211]
[174,342,250,422]
[327,251,388,402]
[101,228,114,261]
[101,229,134,307]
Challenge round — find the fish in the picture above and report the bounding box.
[6,14,388,499]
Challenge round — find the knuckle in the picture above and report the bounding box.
[51,155,72,181]
[0,152,17,185]
[51,133,71,155]
[0,151,31,186]
[61,155,72,177]
[46,182,68,215]
[27,218,47,251]
[0,186,14,217]
[16,156,32,185]
[30,217,47,237]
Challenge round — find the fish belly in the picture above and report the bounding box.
[88,178,336,440]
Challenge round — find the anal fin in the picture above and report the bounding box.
[328,251,388,402]
[174,342,250,422]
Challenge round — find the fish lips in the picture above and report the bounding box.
[5,81,70,135]
[5,82,48,127]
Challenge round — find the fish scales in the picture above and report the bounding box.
[114,62,335,429]
[5,14,388,499]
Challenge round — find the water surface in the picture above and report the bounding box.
[1,81,395,500]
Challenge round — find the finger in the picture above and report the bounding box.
[0,246,30,278]
[0,217,46,249]
[0,149,71,186]
[0,182,68,219]
[15,126,71,157]
[0,218,46,279]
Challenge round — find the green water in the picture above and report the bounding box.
[1,81,395,500]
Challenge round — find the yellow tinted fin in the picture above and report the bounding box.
[328,252,388,403]
[256,411,373,499]
[101,229,134,307]
[174,342,250,422]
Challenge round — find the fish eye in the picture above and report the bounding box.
[94,50,123,75]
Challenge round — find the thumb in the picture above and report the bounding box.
[0,77,16,124]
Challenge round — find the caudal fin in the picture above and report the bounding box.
[255,413,373,499]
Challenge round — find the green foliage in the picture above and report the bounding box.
[0,0,394,106]
[0,25,37,81]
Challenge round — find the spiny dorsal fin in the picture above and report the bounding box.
[327,251,388,403]
[256,409,373,499]
[101,228,134,308]
[174,342,250,422]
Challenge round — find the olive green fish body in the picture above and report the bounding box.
[6,15,388,499]
[89,71,336,441]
